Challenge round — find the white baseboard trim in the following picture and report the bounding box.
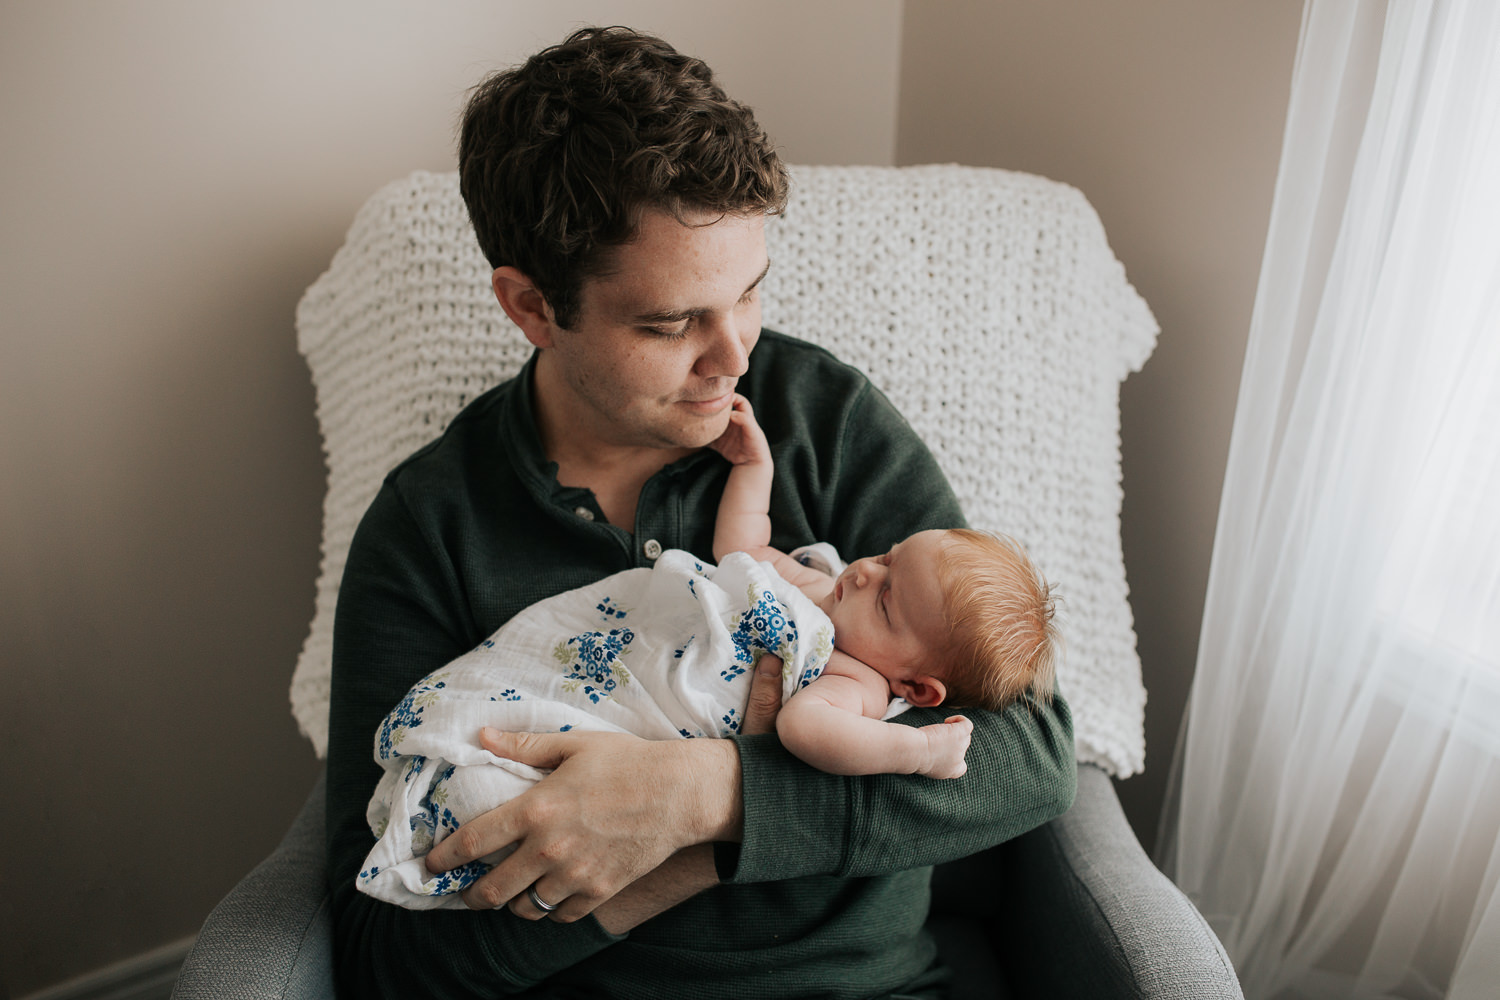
[17,937,195,1000]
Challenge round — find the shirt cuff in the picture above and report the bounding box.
[714,733,851,884]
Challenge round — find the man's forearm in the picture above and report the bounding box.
[592,845,719,934]
[722,692,1076,886]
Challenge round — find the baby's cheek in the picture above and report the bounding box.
[829,607,858,640]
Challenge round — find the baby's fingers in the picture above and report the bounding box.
[920,717,972,779]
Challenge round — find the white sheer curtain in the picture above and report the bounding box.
[1158,1,1500,997]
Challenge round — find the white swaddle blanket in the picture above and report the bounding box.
[358,548,838,909]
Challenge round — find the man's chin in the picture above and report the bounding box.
[671,410,735,450]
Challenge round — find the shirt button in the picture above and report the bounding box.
[573,506,595,521]
[643,539,663,559]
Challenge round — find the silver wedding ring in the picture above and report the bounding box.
[527,885,559,913]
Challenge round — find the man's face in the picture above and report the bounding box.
[533,209,768,455]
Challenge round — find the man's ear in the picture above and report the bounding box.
[491,266,558,349]
[892,675,946,708]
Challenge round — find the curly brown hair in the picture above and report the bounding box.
[458,26,789,329]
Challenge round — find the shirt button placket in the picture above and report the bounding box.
[643,538,663,560]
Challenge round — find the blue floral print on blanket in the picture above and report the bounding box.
[359,550,835,907]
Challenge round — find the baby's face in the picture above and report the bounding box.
[826,529,949,680]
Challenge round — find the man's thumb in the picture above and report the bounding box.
[479,726,567,768]
[741,655,784,735]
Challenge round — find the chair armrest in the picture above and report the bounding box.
[995,763,1242,998]
[172,773,336,1000]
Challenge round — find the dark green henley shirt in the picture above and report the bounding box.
[325,329,1075,999]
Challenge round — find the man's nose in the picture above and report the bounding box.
[695,314,751,378]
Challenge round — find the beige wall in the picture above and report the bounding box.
[896,0,1303,848]
[0,2,902,994]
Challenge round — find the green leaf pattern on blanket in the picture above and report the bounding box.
[799,625,833,688]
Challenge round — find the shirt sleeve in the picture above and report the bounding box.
[717,383,1078,885]
[324,482,624,998]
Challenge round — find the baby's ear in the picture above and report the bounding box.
[893,675,946,708]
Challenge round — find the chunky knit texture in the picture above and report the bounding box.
[291,164,1155,776]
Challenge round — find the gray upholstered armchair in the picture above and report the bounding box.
[173,166,1240,999]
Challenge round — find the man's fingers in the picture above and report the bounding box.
[463,849,602,922]
[740,654,783,735]
[480,726,570,769]
[424,808,517,874]
[505,878,595,923]
[459,852,538,911]
[425,730,572,875]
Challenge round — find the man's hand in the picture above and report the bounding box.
[423,652,786,923]
[423,730,737,920]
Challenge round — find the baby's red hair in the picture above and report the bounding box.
[935,529,1059,711]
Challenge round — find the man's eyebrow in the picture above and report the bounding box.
[746,258,772,294]
[632,259,771,324]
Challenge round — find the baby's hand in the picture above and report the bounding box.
[708,394,771,467]
[918,716,973,779]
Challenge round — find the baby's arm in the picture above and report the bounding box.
[710,394,774,560]
[777,651,973,779]
[708,396,838,598]
[711,395,970,778]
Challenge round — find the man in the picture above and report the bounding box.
[326,26,1075,999]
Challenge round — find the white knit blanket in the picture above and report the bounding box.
[357,550,833,910]
[293,165,1157,777]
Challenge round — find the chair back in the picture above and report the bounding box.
[290,165,1156,776]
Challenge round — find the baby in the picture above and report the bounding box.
[710,394,1058,779]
